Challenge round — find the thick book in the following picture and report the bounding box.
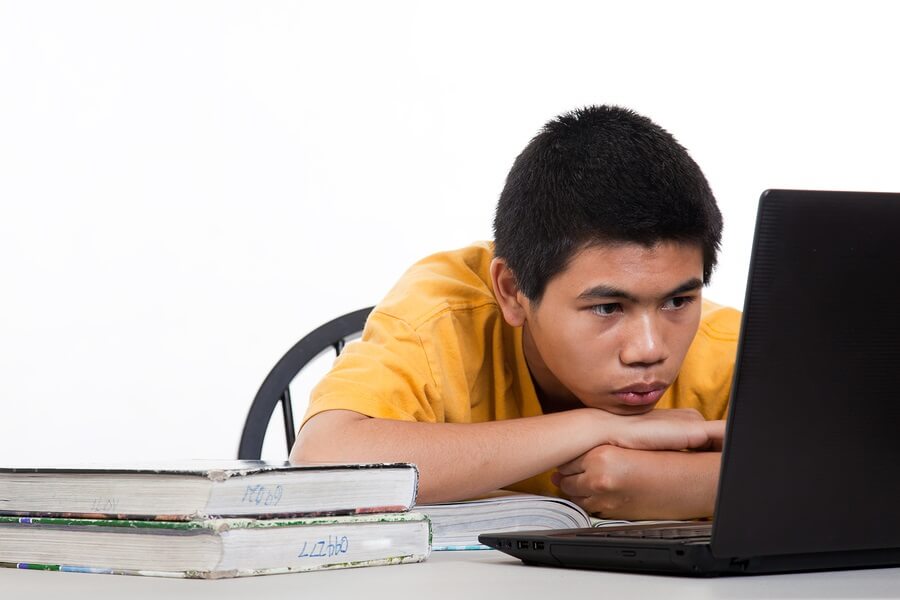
[0,512,431,578]
[417,491,652,550]
[0,461,418,520]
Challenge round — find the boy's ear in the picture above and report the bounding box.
[490,258,528,327]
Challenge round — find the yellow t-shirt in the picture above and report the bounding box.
[305,242,741,496]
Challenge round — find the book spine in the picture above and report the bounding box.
[0,463,420,520]
[0,514,432,578]
[0,550,430,579]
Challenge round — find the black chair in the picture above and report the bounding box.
[238,306,374,460]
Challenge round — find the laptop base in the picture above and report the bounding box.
[479,529,900,576]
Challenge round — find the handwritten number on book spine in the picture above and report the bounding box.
[298,536,350,559]
[91,498,119,512]
[241,484,284,507]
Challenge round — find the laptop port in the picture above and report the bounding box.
[517,541,529,550]
[532,541,545,550]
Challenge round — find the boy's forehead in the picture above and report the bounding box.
[552,240,704,297]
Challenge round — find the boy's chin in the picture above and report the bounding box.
[589,400,659,416]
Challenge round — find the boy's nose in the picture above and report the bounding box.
[619,313,668,367]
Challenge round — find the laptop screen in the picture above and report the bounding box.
[712,190,900,558]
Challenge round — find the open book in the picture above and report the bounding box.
[417,491,641,550]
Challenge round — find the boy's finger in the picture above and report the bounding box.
[703,419,725,435]
[556,472,590,498]
[555,455,586,476]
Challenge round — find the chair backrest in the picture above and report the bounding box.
[238,306,374,460]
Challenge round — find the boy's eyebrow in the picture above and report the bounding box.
[577,278,703,302]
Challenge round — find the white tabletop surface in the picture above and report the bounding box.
[2,549,900,599]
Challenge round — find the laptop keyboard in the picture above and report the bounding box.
[576,523,712,540]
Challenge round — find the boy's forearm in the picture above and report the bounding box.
[292,407,718,504]
[627,450,721,519]
[293,408,612,503]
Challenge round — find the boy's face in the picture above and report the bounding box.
[517,241,704,415]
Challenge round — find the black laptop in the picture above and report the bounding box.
[479,189,900,575]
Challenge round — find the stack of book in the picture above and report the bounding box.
[0,461,430,578]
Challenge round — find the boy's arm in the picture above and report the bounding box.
[553,444,723,520]
[292,408,721,504]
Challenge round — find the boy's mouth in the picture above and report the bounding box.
[612,383,667,406]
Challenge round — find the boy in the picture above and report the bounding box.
[292,105,740,520]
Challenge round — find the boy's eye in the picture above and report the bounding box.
[591,303,621,316]
[663,296,694,310]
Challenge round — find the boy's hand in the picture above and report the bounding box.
[551,446,722,520]
[598,408,723,452]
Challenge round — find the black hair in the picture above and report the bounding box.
[492,105,722,302]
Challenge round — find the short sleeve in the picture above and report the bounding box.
[302,311,442,426]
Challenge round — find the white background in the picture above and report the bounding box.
[2,1,899,464]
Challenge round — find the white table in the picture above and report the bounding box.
[3,549,900,599]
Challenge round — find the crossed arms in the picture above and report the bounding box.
[293,407,724,520]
